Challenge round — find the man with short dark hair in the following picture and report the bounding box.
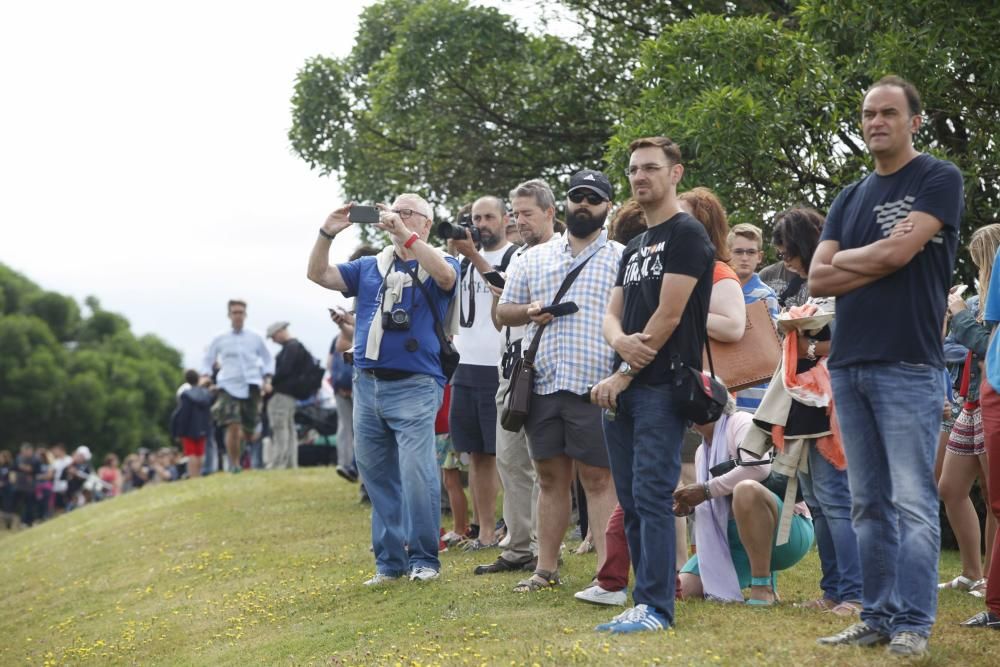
[810,76,964,656]
[200,300,274,472]
[450,196,517,549]
[308,194,459,585]
[590,136,714,633]
[473,179,557,575]
[497,170,623,594]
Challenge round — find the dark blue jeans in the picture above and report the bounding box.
[830,362,945,637]
[603,383,685,623]
[798,440,863,603]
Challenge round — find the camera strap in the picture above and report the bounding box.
[399,256,451,351]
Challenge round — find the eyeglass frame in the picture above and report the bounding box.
[626,163,670,177]
[390,208,428,220]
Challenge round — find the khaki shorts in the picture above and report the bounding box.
[211,387,261,434]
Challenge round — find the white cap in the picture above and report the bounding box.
[74,445,92,461]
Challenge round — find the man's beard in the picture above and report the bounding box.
[566,208,608,238]
[479,228,502,250]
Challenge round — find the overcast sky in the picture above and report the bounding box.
[1,0,561,371]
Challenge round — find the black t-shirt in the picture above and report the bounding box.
[616,212,715,384]
[821,154,964,369]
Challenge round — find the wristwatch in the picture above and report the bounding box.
[806,338,818,361]
[617,361,639,378]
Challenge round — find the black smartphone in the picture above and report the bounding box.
[538,301,578,317]
[483,271,506,288]
[348,205,381,224]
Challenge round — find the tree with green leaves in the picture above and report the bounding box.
[291,0,998,280]
[0,263,183,462]
[289,0,616,217]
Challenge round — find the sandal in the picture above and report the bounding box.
[969,578,988,598]
[938,574,983,591]
[746,575,777,607]
[513,569,560,592]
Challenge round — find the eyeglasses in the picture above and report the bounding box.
[568,191,607,205]
[391,208,428,220]
[731,248,759,257]
[626,163,668,177]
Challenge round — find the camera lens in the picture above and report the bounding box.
[391,310,408,325]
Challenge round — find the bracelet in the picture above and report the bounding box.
[403,232,420,249]
[703,481,712,500]
[318,228,336,241]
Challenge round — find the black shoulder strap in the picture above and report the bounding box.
[522,249,600,364]
[498,244,518,272]
[399,255,450,346]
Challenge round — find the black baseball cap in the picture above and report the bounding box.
[567,169,613,201]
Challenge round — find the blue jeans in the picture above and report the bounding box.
[603,383,685,623]
[830,362,945,637]
[354,370,443,576]
[797,440,863,603]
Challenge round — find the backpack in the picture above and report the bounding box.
[282,341,325,400]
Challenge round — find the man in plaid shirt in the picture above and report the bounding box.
[497,169,623,592]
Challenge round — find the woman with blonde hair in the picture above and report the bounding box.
[938,223,1000,599]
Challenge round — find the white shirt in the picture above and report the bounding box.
[200,328,274,399]
[453,243,514,367]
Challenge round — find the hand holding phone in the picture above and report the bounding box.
[483,271,506,289]
[348,205,381,224]
[538,301,579,318]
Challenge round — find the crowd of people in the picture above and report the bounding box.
[4,75,997,658]
[305,75,996,657]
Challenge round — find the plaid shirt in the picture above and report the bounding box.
[500,230,623,395]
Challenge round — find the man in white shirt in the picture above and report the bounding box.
[200,299,274,472]
[451,196,518,549]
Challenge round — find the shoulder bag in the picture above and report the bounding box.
[701,299,782,391]
[499,252,598,432]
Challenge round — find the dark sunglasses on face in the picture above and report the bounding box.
[568,190,606,206]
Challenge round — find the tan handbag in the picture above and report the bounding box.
[702,300,781,391]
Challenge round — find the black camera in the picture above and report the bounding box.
[437,213,480,243]
[382,307,411,331]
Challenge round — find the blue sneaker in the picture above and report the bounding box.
[596,606,644,632]
[608,604,669,634]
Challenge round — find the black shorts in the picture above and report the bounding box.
[523,391,609,468]
[449,384,499,455]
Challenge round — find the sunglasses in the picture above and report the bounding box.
[568,191,607,205]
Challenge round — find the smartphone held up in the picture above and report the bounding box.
[348,205,381,224]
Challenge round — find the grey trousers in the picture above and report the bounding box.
[266,392,298,469]
[335,392,355,468]
[495,370,539,560]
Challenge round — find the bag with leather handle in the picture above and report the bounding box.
[500,252,599,432]
[702,299,781,392]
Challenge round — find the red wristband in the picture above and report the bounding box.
[403,232,419,249]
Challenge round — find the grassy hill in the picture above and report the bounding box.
[0,468,994,666]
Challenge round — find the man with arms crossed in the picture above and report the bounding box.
[810,76,964,656]
[307,195,459,585]
[590,137,714,633]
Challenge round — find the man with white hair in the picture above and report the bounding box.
[307,194,459,585]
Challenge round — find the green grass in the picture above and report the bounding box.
[0,468,994,666]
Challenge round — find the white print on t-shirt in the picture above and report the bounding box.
[874,195,944,244]
[622,240,666,285]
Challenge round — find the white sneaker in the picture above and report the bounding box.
[441,531,464,546]
[498,533,511,549]
[574,584,627,606]
[363,572,401,586]
[409,566,440,582]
